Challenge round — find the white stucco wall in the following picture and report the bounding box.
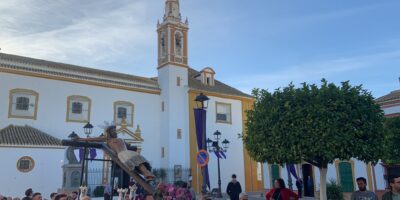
[158,65,190,169]
[0,147,65,198]
[203,96,245,192]
[0,72,162,169]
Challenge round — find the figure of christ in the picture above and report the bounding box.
[74,125,155,180]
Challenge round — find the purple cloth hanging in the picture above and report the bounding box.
[89,148,97,160]
[79,148,84,162]
[214,151,221,158]
[194,108,210,189]
[286,164,299,180]
[219,151,226,159]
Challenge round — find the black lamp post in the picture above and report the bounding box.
[79,122,93,188]
[195,93,209,109]
[207,130,230,198]
[194,93,209,195]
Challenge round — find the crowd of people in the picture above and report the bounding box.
[264,175,400,200]
[0,188,87,200]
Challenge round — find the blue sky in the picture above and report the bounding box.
[1,0,399,98]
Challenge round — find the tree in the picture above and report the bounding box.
[245,79,384,200]
[383,117,400,164]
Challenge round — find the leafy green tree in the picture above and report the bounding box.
[245,79,384,200]
[383,117,400,164]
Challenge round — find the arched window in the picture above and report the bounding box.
[71,171,81,187]
[160,32,166,58]
[174,32,183,57]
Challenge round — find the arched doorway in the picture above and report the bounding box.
[302,164,315,197]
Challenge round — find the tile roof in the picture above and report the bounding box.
[0,52,252,99]
[0,53,160,92]
[188,68,252,99]
[0,125,62,147]
[375,90,400,103]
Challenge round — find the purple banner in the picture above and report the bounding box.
[286,164,298,180]
[219,151,226,159]
[194,108,206,150]
[79,148,84,162]
[193,108,210,189]
[214,151,221,158]
[90,148,97,160]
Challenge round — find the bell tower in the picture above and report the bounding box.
[157,0,190,169]
[157,0,189,69]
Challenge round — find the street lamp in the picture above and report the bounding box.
[80,122,93,188]
[194,93,209,109]
[194,93,209,195]
[68,131,79,139]
[207,130,230,198]
[83,122,93,137]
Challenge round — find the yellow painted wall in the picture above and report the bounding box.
[188,92,264,192]
[242,99,265,192]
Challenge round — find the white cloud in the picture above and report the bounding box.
[0,0,160,76]
[229,50,400,93]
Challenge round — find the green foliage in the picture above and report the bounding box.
[383,117,400,164]
[327,179,343,200]
[93,186,105,197]
[245,79,385,168]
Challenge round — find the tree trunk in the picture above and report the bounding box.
[319,167,328,200]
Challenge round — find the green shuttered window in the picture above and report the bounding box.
[338,162,354,192]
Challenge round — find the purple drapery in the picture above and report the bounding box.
[79,148,84,162]
[286,164,299,180]
[78,148,97,162]
[194,108,210,189]
[89,148,97,160]
[219,151,226,159]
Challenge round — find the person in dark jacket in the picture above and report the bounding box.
[22,189,33,200]
[226,174,242,200]
[383,175,400,200]
[295,179,303,198]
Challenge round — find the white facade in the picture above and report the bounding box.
[0,147,64,198]
[204,96,246,191]
[0,0,257,197]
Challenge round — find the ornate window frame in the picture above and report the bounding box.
[113,101,134,127]
[66,95,91,123]
[8,88,39,119]
[17,156,35,173]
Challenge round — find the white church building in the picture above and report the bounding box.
[1,0,396,198]
[0,0,263,197]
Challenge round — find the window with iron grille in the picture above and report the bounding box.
[16,97,30,110]
[71,102,83,114]
[117,107,127,119]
